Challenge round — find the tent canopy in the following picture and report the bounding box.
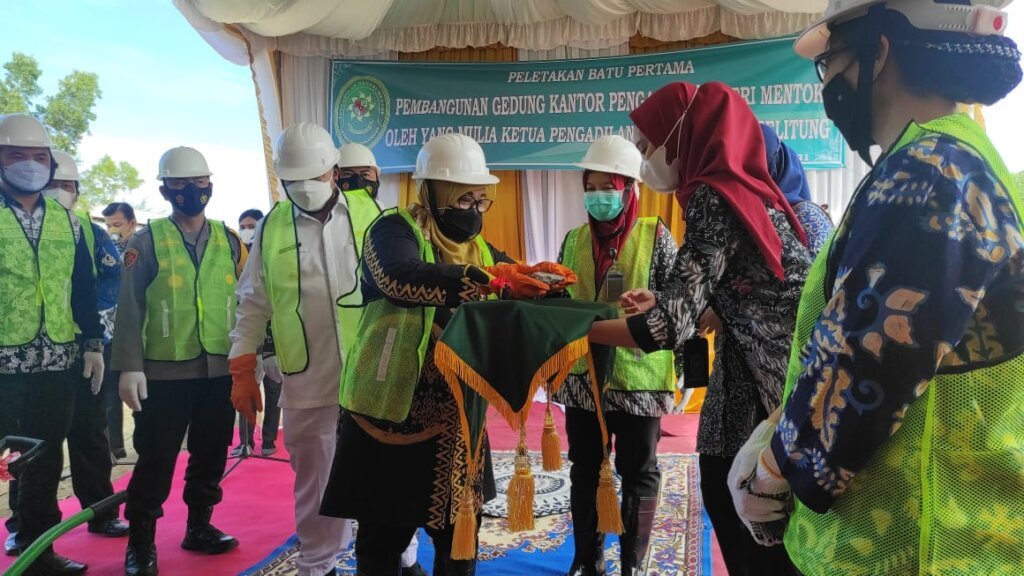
[180,0,825,56]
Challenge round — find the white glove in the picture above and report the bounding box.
[119,371,148,412]
[82,351,105,395]
[263,355,283,383]
[728,417,793,546]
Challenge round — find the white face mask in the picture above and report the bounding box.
[1,159,52,194]
[284,179,334,213]
[42,187,77,211]
[638,86,699,194]
[238,228,256,245]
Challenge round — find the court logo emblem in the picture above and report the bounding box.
[334,76,390,148]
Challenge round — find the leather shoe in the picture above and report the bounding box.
[89,518,130,537]
[125,541,158,576]
[23,550,87,575]
[402,563,429,576]
[4,531,20,556]
[181,524,238,555]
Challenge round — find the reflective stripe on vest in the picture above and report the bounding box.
[0,197,77,345]
[143,218,237,361]
[781,113,1024,575]
[561,217,675,393]
[262,194,381,375]
[339,208,494,423]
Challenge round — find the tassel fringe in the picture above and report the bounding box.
[451,485,478,560]
[506,432,536,532]
[596,456,623,534]
[541,400,562,472]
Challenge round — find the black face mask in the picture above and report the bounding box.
[338,174,379,198]
[437,207,482,242]
[163,183,212,217]
[822,73,876,164]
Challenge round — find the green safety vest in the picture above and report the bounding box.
[0,197,77,346]
[782,114,1024,575]
[260,190,382,374]
[143,218,238,361]
[339,208,494,423]
[561,217,675,393]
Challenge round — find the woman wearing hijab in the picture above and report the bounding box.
[760,124,833,257]
[554,135,679,576]
[587,81,811,576]
[321,134,555,576]
[727,2,1023,574]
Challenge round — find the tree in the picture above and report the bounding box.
[1,51,102,155]
[79,155,143,211]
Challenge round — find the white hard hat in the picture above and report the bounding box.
[337,143,378,169]
[796,0,1012,59]
[576,135,643,182]
[414,133,499,186]
[51,150,80,182]
[273,123,339,182]
[158,146,212,179]
[0,114,52,148]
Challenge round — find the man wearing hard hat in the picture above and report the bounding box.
[43,151,129,539]
[111,146,246,576]
[0,114,105,575]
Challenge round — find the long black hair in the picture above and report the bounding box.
[830,6,1022,105]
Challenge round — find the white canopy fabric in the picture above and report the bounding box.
[180,0,824,56]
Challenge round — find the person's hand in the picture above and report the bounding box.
[230,354,262,425]
[483,264,548,299]
[83,351,105,395]
[262,355,283,383]
[619,289,657,314]
[698,308,723,337]
[523,262,578,291]
[119,371,148,412]
[728,417,793,546]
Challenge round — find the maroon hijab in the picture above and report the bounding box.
[629,81,806,280]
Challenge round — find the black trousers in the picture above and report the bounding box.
[67,365,118,523]
[0,370,77,545]
[124,376,234,524]
[102,347,125,454]
[699,453,798,576]
[234,375,282,449]
[356,520,477,576]
[565,408,662,501]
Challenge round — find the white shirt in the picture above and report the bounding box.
[231,197,358,409]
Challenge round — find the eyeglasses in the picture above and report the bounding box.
[443,196,494,213]
[813,45,854,82]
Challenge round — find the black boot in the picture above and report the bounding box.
[24,549,87,576]
[125,520,158,576]
[620,494,658,576]
[181,506,238,555]
[566,483,606,576]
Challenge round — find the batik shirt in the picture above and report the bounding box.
[626,185,812,456]
[0,193,104,374]
[773,135,1024,512]
[793,200,834,258]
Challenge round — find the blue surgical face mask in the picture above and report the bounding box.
[584,190,624,222]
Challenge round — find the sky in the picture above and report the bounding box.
[1,0,1022,227]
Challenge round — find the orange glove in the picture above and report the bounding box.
[525,261,578,291]
[229,354,262,425]
[483,264,548,299]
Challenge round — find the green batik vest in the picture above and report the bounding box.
[261,191,381,374]
[782,114,1024,576]
[143,218,237,361]
[0,197,77,345]
[339,209,494,423]
[561,217,675,393]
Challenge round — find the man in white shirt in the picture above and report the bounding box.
[229,124,424,576]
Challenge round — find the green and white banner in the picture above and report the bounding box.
[330,37,844,173]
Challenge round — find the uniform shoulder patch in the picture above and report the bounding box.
[123,248,139,269]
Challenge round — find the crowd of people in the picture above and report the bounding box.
[0,0,1021,575]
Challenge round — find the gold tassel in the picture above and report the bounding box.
[506,426,536,531]
[541,396,562,471]
[451,485,478,560]
[596,456,623,534]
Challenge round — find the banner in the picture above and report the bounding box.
[330,37,844,172]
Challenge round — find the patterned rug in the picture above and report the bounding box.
[242,452,709,576]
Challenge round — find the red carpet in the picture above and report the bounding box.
[3,407,724,575]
